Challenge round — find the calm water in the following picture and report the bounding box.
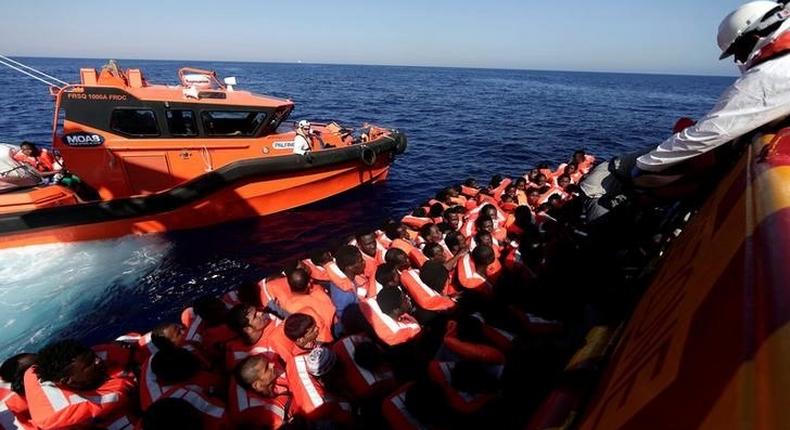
[0,58,733,354]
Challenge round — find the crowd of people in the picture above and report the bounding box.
[0,150,613,430]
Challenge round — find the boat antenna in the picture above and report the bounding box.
[0,54,68,89]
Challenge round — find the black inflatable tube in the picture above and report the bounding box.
[0,131,406,235]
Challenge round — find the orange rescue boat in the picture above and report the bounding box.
[0,62,407,249]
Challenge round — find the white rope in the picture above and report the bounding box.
[0,54,68,85]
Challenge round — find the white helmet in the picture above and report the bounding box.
[297,120,311,130]
[718,1,781,59]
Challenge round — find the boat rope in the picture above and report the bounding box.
[0,55,68,88]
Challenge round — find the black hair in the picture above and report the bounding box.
[284,313,315,342]
[376,287,404,315]
[34,340,90,383]
[435,189,450,203]
[151,347,201,385]
[513,205,534,229]
[411,207,427,217]
[142,397,204,430]
[573,149,586,157]
[352,341,383,371]
[471,245,495,267]
[419,260,449,293]
[547,193,562,203]
[236,280,263,307]
[0,353,37,395]
[384,247,409,269]
[536,162,550,169]
[335,245,362,271]
[443,231,463,253]
[309,249,333,266]
[150,322,181,350]
[383,221,404,240]
[227,304,254,335]
[489,175,503,188]
[463,178,477,187]
[236,355,267,390]
[19,141,35,150]
[557,174,571,183]
[428,203,444,218]
[193,297,228,327]
[474,229,493,243]
[422,242,444,260]
[287,268,310,294]
[419,223,437,240]
[514,177,526,186]
[374,262,399,286]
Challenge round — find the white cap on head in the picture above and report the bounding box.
[718,1,782,59]
[306,346,336,377]
[298,120,311,130]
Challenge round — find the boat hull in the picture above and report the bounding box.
[0,133,405,249]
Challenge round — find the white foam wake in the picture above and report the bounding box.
[0,235,172,354]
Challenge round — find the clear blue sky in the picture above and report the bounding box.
[0,0,745,76]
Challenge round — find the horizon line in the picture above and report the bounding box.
[3,53,736,80]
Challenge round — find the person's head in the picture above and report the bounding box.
[419,260,449,293]
[284,313,319,350]
[384,247,410,271]
[428,202,445,218]
[375,262,401,289]
[527,188,541,206]
[376,287,410,318]
[489,175,503,188]
[0,353,37,395]
[480,204,498,221]
[287,267,311,294]
[151,322,187,350]
[471,245,495,269]
[474,230,494,248]
[444,231,464,254]
[383,221,408,241]
[442,209,462,230]
[501,193,515,204]
[352,341,384,371]
[19,141,37,157]
[297,119,311,134]
[309,249,333,266]
[236,354,280,396]
[514,177,527,191]
[193,296,228,328]
[513,205,534,228]
[463,178,478,188]
[573,150,586,164]
[534,173,548,187]
[435,189,452,205]
[557,174,571,189]
[527,169,539,181]
[143,398,204,430]
[447,186,460,198]
[718,1,787,65]
[305,346,337,377]
[565,162,578,176]
[35,340,106,391]
[355,232,378,257]
[335,245,364,276]
[151,347,201,385]
[475,215,494,234]
[228,304,270,342]
[419,223,443,244]
[422,242,446,263]
[548,194,563,208]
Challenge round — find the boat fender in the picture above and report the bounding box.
[394,133,408,155]
[360,145,377,167]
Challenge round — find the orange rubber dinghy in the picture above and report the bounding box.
[0,63,407,249]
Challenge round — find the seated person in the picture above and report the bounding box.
[382,382,452,430]
[437,207,464,234]
[331,334,397,400]
[141,347,224,410]
[384,247,412,272]
[279,267,336,343]
[368,262,401,299]
[441,314,513,365]
[427,360,500,415]
[400,260,457,313]
[461,178,481,197]
[355,231,385,277]
[229,354,291,429]
[12,141,61,176]
[359,287,421,346]
[24,340,136,430]
[180,297,237,366]
[286,346,353,425]
[0,353,37,429]
[225,304,280,369]
[301,249,333,282]
[269,313,322,363]
[457,245,501,295]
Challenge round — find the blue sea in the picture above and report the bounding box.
[0,58,733,355]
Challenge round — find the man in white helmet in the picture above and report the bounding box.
[582,1,790,217]
[293,119,313,155]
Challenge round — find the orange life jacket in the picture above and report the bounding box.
[258,276,291,306]
[390,238,428,268]
[401,214,433,230]
[180,307,237,365]
[140,350,224,410]
[427,360,497,415]
[24,367,136,430]
[400,269,456,312]
[228,375,290,429]
[752,30,790,67]
[159,386,229,430]
[490,178,512,200]
[332,334,397,399]
[12,148,57,173]
[224,320,281,370]
[323,261,367,295]
[359,296,422,346]
[442,320,505,365]
[460,185,480,198]
[301,258,331,282]
[281,289,336,343]
[285,352,353,423]
[457,255,501,295]
[0,379,34,430]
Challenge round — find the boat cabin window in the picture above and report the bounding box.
[110,108,160,137]
[166,109,198,137]
[201,111,267,136]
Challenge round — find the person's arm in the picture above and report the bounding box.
[635,58,790,183]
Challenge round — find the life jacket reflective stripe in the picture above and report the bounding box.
[161,386,228,430]
[390,238,427,268]
[401,215,432,230]
[490,178,512,199]
[180,308,236,365]
[224,321,280,370]
[228,378,289,429]
[323,261,357,293]
[259,276,291,306]
[115,332,157,366]
[460,185,480,197]
[381,384,426,430]
[443,320,506,365]
[375,230,393,248]
[427,360,497,415]
[457,255,494,294]
[359,297,421,346]
[0,394,35,430]
[400,269,455,312]
[181,308,204,343]
[332,335,396,399]
[301,259,331,282]
[287,354,328,417]
[24,367,134,430]
[105,414,135,430]
[221,290,240,309]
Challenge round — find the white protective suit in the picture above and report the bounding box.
[636,21,790,179]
